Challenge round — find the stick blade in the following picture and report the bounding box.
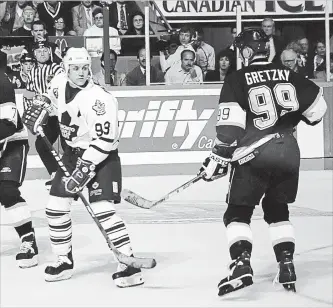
[121,189,153,209]
[117,253,157,269]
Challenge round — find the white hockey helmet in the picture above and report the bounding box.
[63,47,92,73]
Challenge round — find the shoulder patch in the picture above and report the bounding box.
[92,100,106,116]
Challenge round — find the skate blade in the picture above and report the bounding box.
[18,255,38,268]
[218,275,253,297]
[282,283,296,292]
[114,273,144,288]
[45,269,73,282]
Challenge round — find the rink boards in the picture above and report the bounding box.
[14,82,333,179]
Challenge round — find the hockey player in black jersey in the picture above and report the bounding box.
[0,51,38,268]
[199,29,327,296]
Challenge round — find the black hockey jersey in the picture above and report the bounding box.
[217,60,325,147]
[0,71,28,144]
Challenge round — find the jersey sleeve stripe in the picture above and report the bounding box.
[100,137,114,143]
[90,144,111,155]
[302,87,326,124]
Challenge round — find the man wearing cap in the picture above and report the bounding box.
[12,3,37,37]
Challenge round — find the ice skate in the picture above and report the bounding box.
[218,251,253,296]
[45,248,74,282]
[16,232,38,268]
[112,262,144,288]
[274,250,296,292]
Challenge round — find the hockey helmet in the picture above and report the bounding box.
[63,47,91,73]
[234,28,269,63]
[20,53,35,63]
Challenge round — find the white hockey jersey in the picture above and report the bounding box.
[45,73,119,166]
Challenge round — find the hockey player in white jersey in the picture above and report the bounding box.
[22,47,144,287]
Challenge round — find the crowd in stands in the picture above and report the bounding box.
[1,1,332,90]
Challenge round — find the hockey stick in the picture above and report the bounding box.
[122,134,280,210]
[121,173,208,209]
[36,126,156,269]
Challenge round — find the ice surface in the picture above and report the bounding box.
[1,171,332,307]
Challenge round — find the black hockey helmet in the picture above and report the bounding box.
[234,28,269,63]
[20,52,35,63]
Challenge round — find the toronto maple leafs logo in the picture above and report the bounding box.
[53,88,58,99]
[60,111,79,141]
[92,100,106,116]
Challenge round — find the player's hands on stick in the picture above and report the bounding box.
[199,146,230,181]
[64,158,96,194]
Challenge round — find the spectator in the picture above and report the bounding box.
[193,28,215,75]
[2,1,39,34]
[297,36,310,66]
[12,3,37,37]
[0,1,7,35]
[84,7,121,56]
[37,1,73,34]
[93,49,126,87]
[160,25,196,73]
[205,49,233,82]
[25,20,62,64]
[48,16,76,36]
[165,49,203,85]
[227,27,237,52]
[280,49,308,77]
[7,52,35,89]
[121,11,158,56]
[72,1,99,36]
[226,27,237,69]
[297,36,315,78]
[126,47,164,86]
[314,53,333,80]
[108,1,140,35]
[32,1,43,9]
[261,18,284,63]
[312,40,326,73]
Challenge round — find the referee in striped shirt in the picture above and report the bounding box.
[26,41,64,188]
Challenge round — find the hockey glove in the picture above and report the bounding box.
[199,147,230,182]
[64,158,96,194]
[22,103,49,135]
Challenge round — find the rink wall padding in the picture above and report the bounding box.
[14,82,333,180]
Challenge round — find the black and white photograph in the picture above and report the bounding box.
[0,0,332,307]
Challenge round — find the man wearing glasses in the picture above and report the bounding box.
[84,7,121,57]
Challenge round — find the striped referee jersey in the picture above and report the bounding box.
[26,62,64,94]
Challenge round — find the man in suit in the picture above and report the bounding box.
[126,47,164,86]
[72,1,99,36]
[107,1,140,35]
[93,49,126,88]
[261,18,284,64]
